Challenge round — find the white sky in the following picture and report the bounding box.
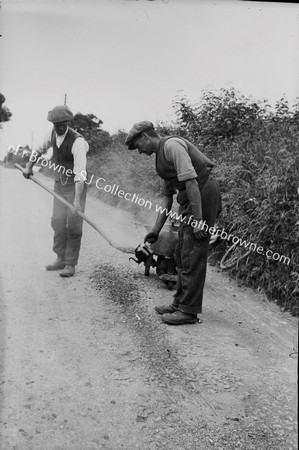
[0,0,298,157]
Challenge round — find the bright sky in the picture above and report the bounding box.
[0,0,298,157]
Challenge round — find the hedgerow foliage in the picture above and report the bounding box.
[0,93,12,127]
[173,88,299,315]
[70,113,112,156]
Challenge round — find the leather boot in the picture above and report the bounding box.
[45,258,66,271]
[155,304,178,315]
[161,311,197,325]
[59,265,75,277]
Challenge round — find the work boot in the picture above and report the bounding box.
[155,304,178,315]
[45,258,66,271]
[161,311,197,325]
[59,265,75,277]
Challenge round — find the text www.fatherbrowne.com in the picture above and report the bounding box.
[82,172,291,266]
[153,207,290,265]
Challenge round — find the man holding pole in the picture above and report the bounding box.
[125,121,221,325]
[22,105,89,277]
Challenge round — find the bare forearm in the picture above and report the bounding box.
[185,179,203,221]
[144,195,173,243]
[152,195,173,233]
[27,160,35,170]
[74,181,85,204]
[26,150,42,170]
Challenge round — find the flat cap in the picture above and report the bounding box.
[47,105,74,124]
[125,121,154,150]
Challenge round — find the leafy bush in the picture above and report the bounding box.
[174,89,299,315]
[173,87,264,145]
[70,113,112,155]
[0,93,12,127]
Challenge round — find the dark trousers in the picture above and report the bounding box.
[173,177,221,314]
[51,181,87,266]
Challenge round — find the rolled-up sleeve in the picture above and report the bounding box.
[72,137,89,182]
[164,138,197,181]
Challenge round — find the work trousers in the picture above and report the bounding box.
[172,177,221,314]
[51,181,87,266]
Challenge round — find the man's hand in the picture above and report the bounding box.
[22,166,33,179]
[71,201,82,215]
[144,231,159,244]
[192,219,208,240]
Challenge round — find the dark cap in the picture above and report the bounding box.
[47,105,74,124]
[125,121,154,150]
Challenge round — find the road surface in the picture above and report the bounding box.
[0,166,297,450]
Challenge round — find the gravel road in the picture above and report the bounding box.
[0,166,297,450]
